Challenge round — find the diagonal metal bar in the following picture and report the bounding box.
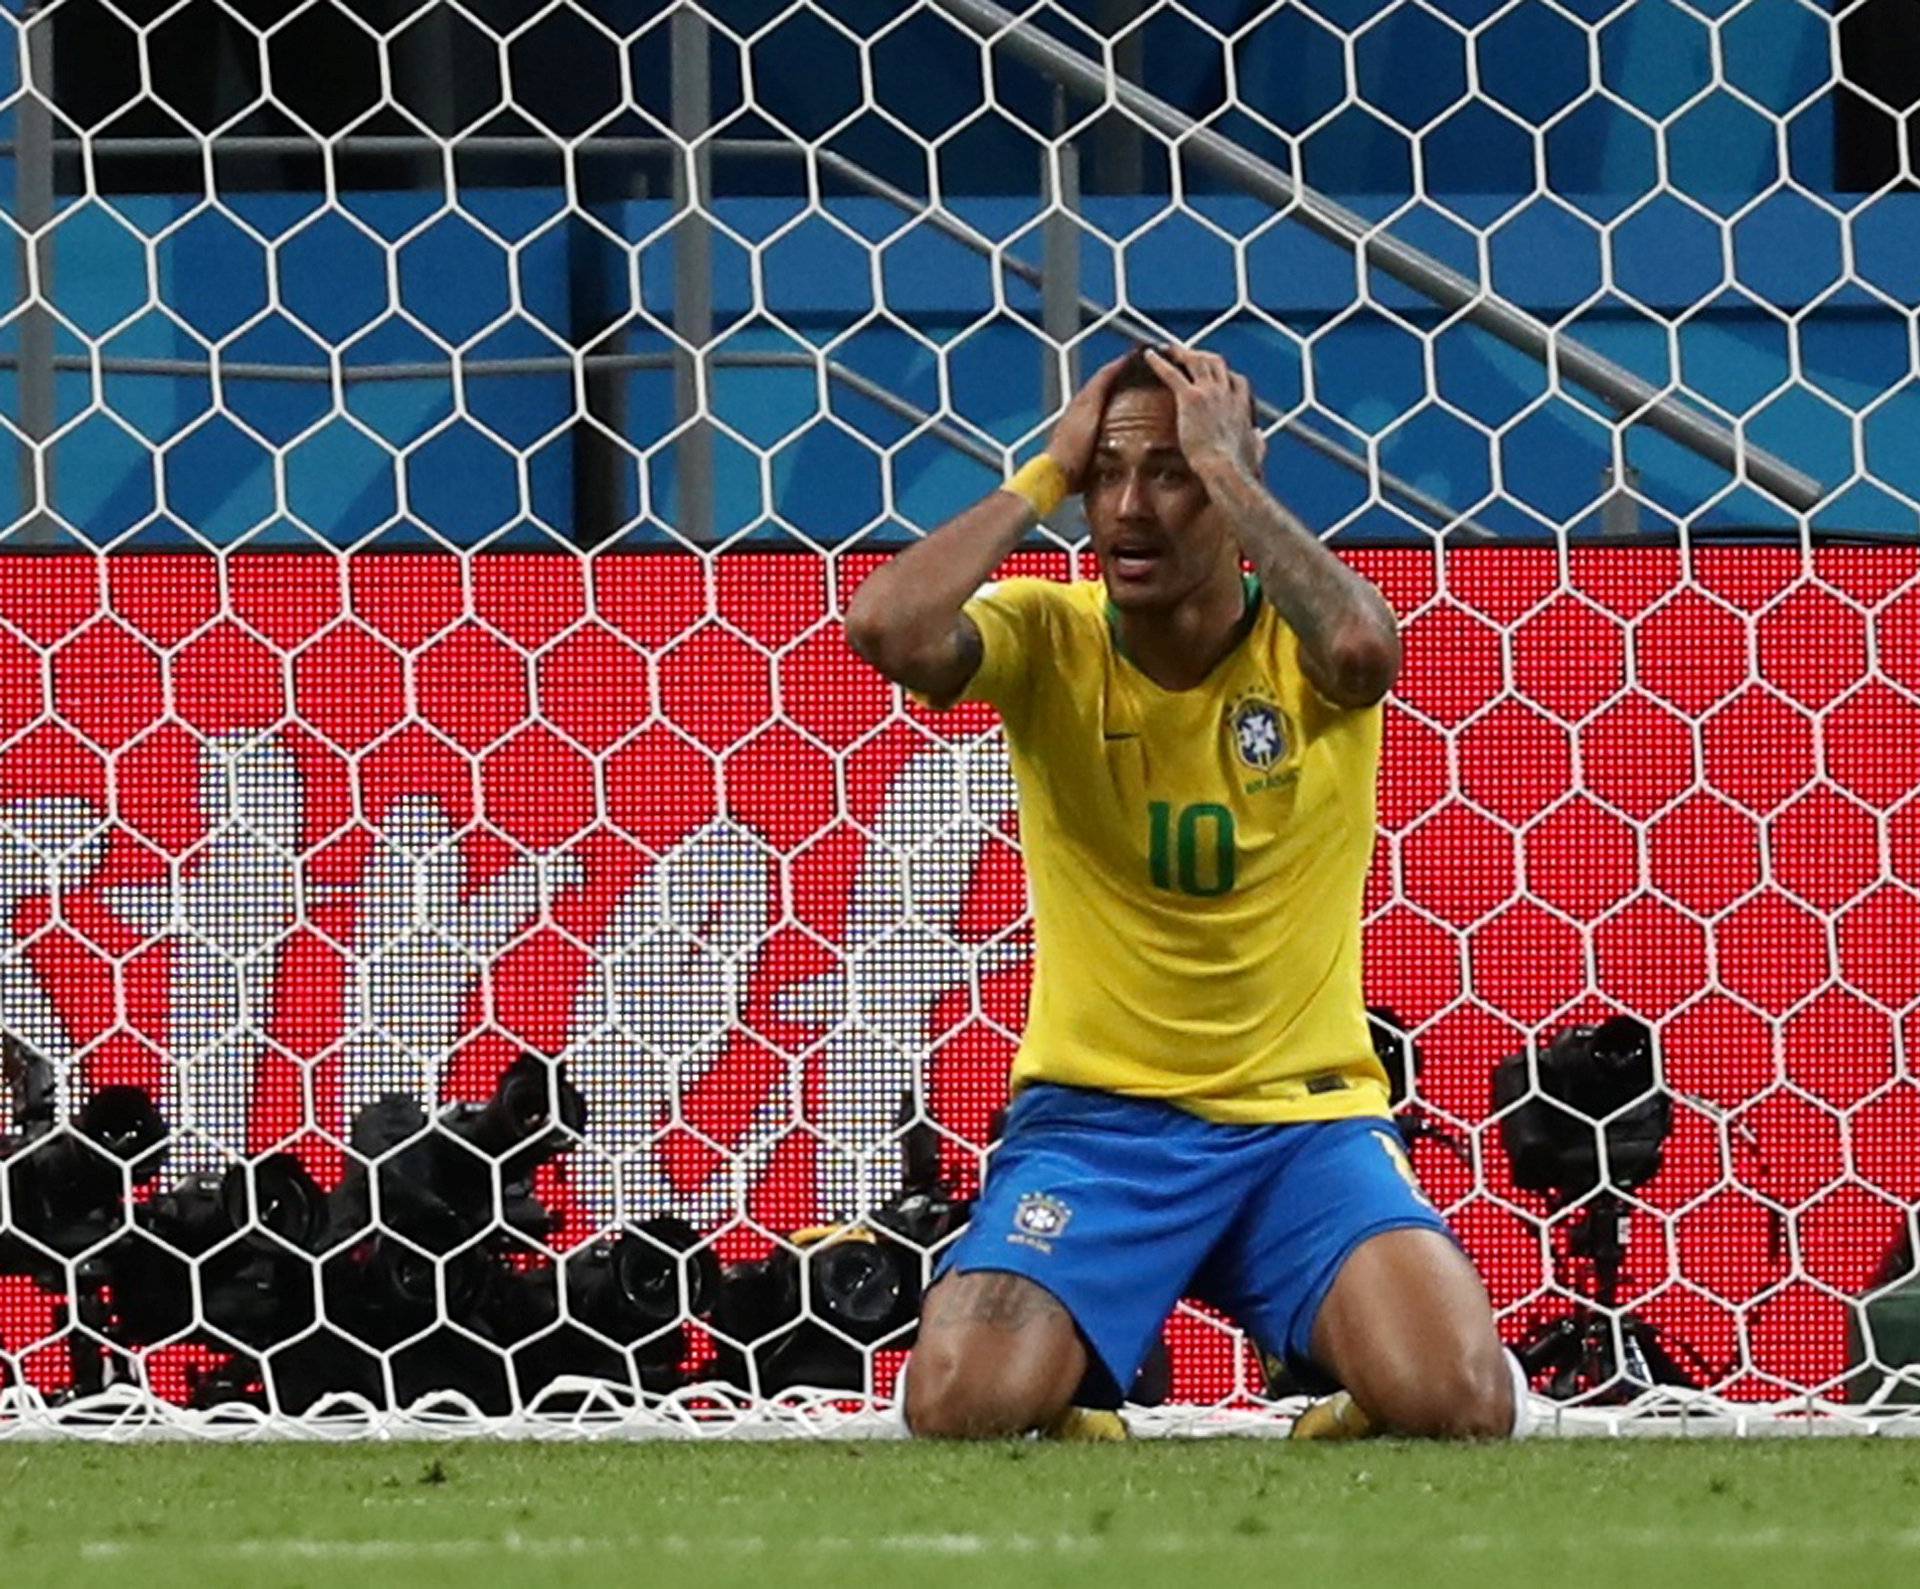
[13,349,1005,470]
[811,150,1494,541]
[929,0,1825,514]
[17,346,1423,522]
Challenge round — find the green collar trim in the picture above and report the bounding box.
[1105,572,1263,664]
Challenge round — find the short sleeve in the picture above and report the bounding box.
[912,576,1057,720]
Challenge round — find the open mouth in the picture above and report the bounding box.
[1108,541,1165,581]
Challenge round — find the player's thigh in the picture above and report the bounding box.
[1200,1118,1462,1379]
[908,1269,1087,1432]
[1309,1225,1510,1436]
[920,1085,1246,1409]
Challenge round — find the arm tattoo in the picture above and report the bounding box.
[924,1271,1068,1332]
[910,614,983,708]
[1204,460,1398,703]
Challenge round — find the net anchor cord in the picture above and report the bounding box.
[925,0,1826,518]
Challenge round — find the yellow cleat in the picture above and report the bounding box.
[1288,1390,1378,1442]
[1042,1406,1131,1442]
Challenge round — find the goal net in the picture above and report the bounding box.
[1,0,1916,1438]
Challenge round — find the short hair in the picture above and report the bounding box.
[1103,344,1257,421]
[1109,345,1167,402]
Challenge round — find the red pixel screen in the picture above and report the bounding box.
[0,546,1915,1408]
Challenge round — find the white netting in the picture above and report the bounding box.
[0,0,1917,1438]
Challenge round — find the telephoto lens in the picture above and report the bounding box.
[2,1084,169,1262]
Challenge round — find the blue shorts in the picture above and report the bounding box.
[939,1084,1456,1405]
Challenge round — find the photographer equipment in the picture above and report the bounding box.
[0,1036,168,1397]
[1494,1015,1671,1196]
[434,1050,587,1217]
[708,1228,924,1394]
[252,1054,589,1413]
[1847,1224,1920,1407]
[108,1157,325,1348]
[709,1114,971,1393]
[127,1054,589,1416]
[565,1220,721,1346]
[1369,1006,1469,1167]
[224,1150,330,1249]
[1,1035,168,1272]
[324,1052,585,1309]
[492,1216,723,1399]
[1495,1017,1710,1400]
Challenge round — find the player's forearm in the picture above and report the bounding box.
[1195,456,1401,706]
[843,488,1033,679]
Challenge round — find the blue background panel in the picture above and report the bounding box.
[1,1,1915,547]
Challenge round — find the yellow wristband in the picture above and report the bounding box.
[1005,454,1068,521]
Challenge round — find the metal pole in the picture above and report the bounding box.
[15,8,56,546]
[12,346,1006,474]
[403,4,460,190]
[1043,90,1082,411]
[815,357,1003,472]
[929,0,1825,514]
[1097,0,1147,196]
[672,7,715,546]
[571,168,632,549]
[17,135,790,162]
[1601,466,1644,540]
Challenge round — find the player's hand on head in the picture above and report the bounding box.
[1146,345,1262,478]
[1044,353,1130,492]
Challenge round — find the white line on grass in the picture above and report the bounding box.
[77,1528,1920,1562]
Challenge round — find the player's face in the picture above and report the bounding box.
[1084,387,1234,612]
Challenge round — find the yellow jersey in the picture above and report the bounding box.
[940,574,1390,1125]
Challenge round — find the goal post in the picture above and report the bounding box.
[0,0,1917,1437]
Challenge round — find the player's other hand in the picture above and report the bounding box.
[1145,345,1262,479]
[1044,354,1130,491]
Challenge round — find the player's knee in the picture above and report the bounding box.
[1374,1341,1512,1440]
[902,1342,971,1437]
[905,1346,1057,1440]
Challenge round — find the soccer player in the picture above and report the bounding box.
[844,346,1528,1440]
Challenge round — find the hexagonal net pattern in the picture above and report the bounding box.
[0,0,1916,1437]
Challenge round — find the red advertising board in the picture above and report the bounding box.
[1,547,1916,1406]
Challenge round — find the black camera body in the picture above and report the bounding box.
[1494,1016,1671,1195]
[108,1165,322,1348]
[1,1037,168,1277]
[4,1047,988,1411]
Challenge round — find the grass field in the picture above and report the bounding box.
[5,1438,1918,1587]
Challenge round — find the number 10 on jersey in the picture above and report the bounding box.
[1148,801,1237,897]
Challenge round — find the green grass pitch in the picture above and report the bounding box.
[4,1438,1917,1587]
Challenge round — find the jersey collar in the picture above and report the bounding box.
[1104,571,1264,670]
